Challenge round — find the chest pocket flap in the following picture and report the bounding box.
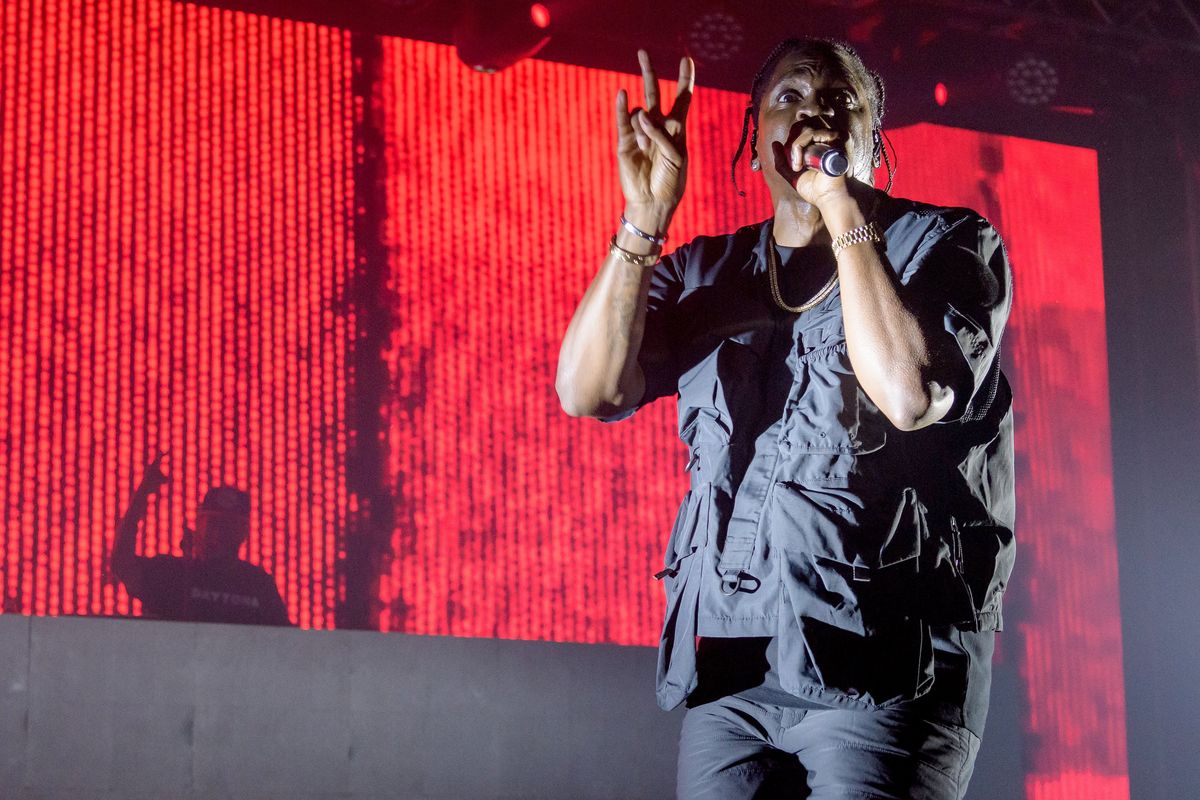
[784,341,886,456]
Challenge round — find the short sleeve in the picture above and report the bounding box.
[601,244,688,422]
[902,214,1012,422]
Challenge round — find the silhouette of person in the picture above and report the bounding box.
[112,452,291,626]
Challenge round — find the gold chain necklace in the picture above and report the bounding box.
[766,237,838,314]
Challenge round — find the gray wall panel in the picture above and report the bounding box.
[1,616,681,800]
[192,625,353,797]
[26,616,119,790]
[0,615,30,792]
[104,618,196,796]
[25,616,198,795]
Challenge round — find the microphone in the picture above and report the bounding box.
[803,143,850,177]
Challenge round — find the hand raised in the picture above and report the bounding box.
[136,450,170,498]
[615,50,694,227]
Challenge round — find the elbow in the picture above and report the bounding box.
[554,364,589,417]
[555,359,643,419]
[555,373,603,419]
[877,382,955,432]
[882,406,930,432]
[554,359,583,416]
[556,387,591,418]
[555,381,625,419]
[555,375,640,420]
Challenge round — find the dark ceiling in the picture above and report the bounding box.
[188,0,1200,147]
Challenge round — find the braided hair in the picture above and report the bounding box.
[731,38,891,195]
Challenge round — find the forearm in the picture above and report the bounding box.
[555,208,670,418]
[112,494,147,589]
[826,205,954,430]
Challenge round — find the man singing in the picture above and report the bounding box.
[557,38,1014,799]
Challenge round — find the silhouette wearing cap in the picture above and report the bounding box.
[112,454,291,626]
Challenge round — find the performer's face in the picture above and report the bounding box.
[755,51,876,194]
[191,510,248,560]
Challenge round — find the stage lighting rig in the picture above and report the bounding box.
[454,0,552,73]
[1005,55,1059,106]
[686,10,745,63]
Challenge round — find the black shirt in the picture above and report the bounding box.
[129,555,292,626]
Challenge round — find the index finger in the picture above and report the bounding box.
[615,88,635,140]
[638,49,661,112]
[667,55,695,124]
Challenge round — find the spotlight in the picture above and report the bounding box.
[1005,56,1059,106]
[454,0,552,73]
[686,11,744,63]
[934,82,948,107]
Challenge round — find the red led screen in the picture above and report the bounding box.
[0,2,1125,797]
[0,0,353,629]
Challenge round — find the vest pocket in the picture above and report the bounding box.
[770,483,925,619]
[784,341,887,456]
[654,489,706,710]
[772,484,935,707]
[775,612,935,709]
[656,489,703,581]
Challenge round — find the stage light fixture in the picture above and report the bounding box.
[1006,55,1059,106]
[934,82,948,106]
[686,11,744,62]
[454,0,552,73]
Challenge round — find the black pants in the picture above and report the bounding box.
[676,695,980,799]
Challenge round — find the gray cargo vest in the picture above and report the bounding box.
[634,195,1015,712]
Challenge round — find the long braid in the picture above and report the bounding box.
[731,105,754,197]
